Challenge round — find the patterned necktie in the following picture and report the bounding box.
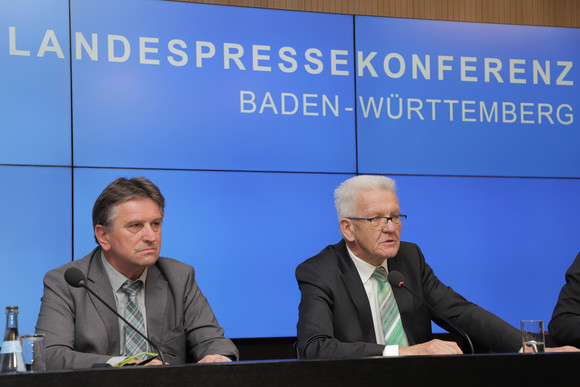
[121,280,148,359]
[372,267,408,347]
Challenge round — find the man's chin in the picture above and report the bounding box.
[137,252,160,265]
[379,245,399,259]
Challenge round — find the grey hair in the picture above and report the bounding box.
[92,177,165,244]
[334,175,397,219]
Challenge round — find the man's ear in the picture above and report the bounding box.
[339,218,356,243]
[94,225,111,251]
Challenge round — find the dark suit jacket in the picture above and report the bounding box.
[295,240,521,359]
[36,247,238,369]
[549,252,580,347]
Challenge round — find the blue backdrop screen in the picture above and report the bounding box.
[71,0,355,172]
[0,0,71,166]
[356,17,580,177]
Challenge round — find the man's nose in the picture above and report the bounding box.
[141,224,157,240]
[381,218,396,231]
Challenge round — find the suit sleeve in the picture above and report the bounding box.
[549,252,580,347]
[411,245,521,353]
[35,269,113,369]
[295,260,384,359]
[181,266,239,361]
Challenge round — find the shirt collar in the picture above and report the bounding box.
[100,250,148,292]
[346,245,388,285]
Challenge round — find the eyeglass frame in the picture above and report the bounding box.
[346,214,407,227]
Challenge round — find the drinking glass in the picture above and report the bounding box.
[20,334,46,371]
[520,320,545,353]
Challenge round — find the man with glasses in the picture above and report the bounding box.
[295,175,522,359]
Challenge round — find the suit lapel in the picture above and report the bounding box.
[336,241,377,343]
[144,264,168,349]
[86,249,121,355]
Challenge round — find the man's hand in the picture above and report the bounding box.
[198,354,231,363]
[139,358,164,366]
[545,345,580,353]
[398,339,463,356]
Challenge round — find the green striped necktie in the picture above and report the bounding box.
[372,267,408,347]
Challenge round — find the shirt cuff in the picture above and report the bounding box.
[382,344,399,357]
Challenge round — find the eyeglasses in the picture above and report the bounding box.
[346,214,407,227]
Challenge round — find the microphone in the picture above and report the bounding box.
[64,267,166,365]
[387,270,475,354]
[64,267,86,288]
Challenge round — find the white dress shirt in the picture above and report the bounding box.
[346,246,400,356]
